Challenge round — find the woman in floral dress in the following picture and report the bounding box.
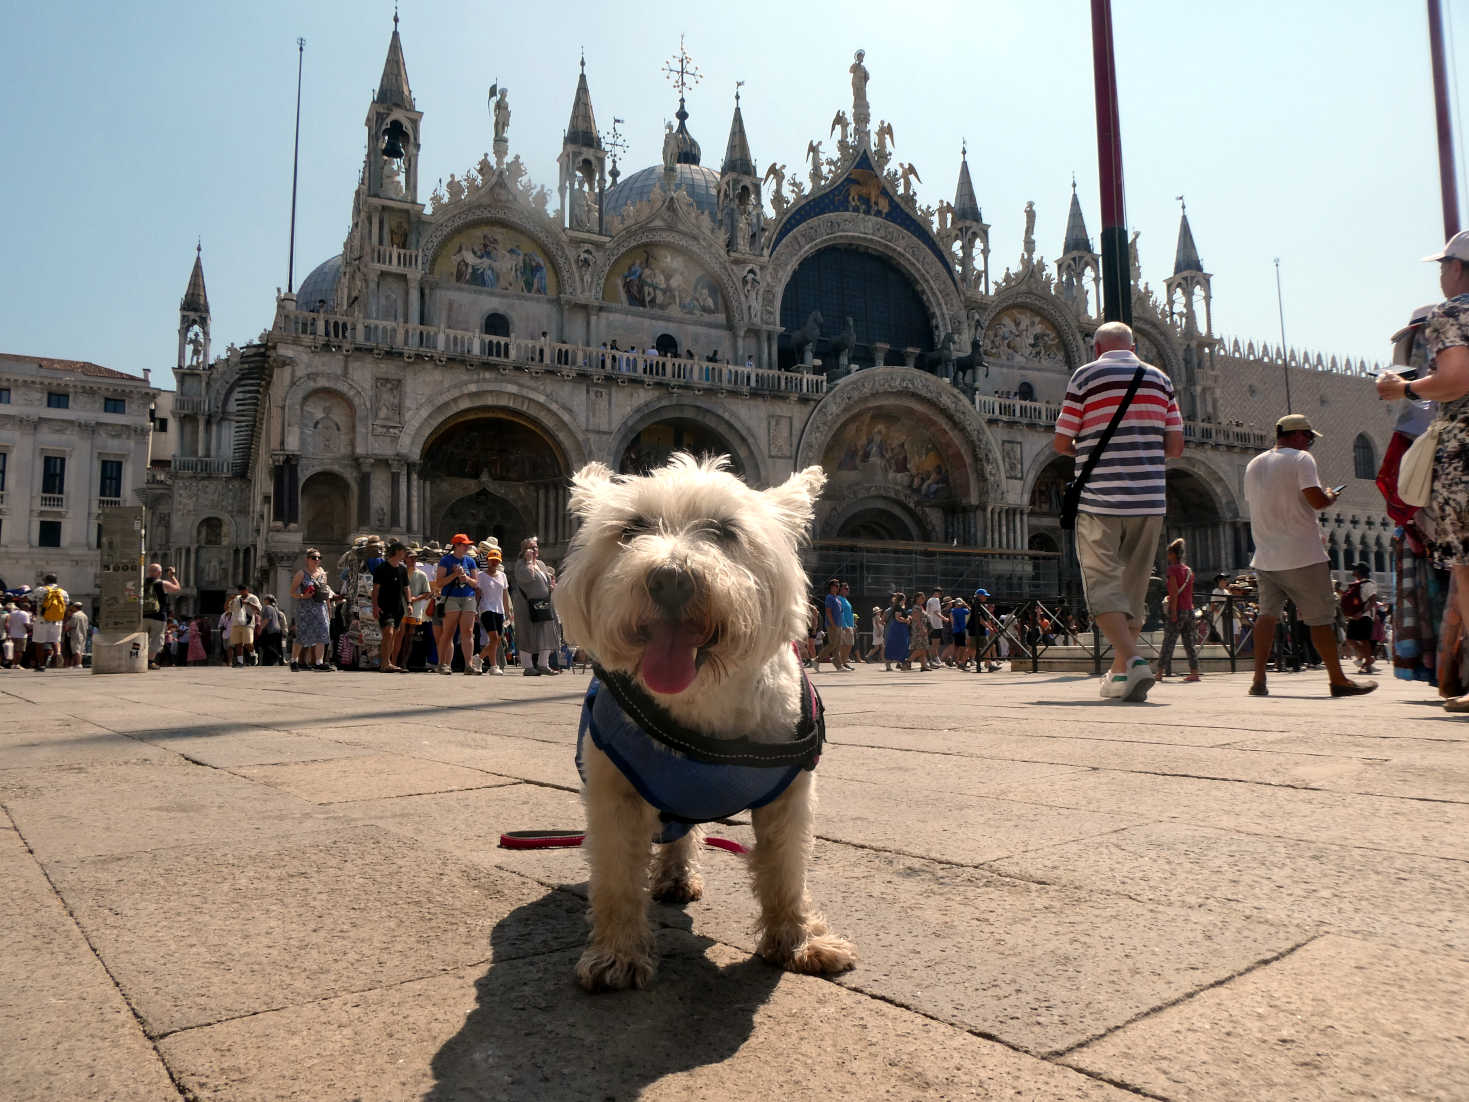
[291,548,333,671]
[1378,235,1469,707]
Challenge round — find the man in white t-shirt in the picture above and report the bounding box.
[3,601,29,667]
[1243,414,1374,699]
[924,588,946,671]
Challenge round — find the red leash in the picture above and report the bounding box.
[499,830,749,855]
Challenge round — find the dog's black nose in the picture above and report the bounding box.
[647,564,695,613]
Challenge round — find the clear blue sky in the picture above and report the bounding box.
[5,1,1465,389]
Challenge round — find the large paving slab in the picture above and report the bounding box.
[1064,935,1469,1099]
[0,759,339,861]
[0,821,179,1101]
[2,664,1465,1099]
[45,824,587,1037]
[160,927,1135,1102]
[987,820,1469,961]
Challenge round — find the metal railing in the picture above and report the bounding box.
[173,457,240,476]
[275,306,828,397]
[810,539,1062,605]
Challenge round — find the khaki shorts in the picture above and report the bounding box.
[1256,561,1336,626]
[1075,512,1165,625]
[229,625,255,646]
[440,596,477,615]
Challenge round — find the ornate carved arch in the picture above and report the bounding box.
[794,366,1006,505]
[397,380,588,471]
[822,486,933,542]
[595,223,743,330]
[762,215,966,339]
[979,288,1087,369]
[281,372,373,455]
[1169,452,1241,520]
[1021,446,1074,504]
[419,201,576,298]
[606,397,768,487]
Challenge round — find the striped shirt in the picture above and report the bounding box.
[1054,350,1181,516]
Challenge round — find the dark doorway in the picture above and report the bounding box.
[655,333,680,358]
[483,313,511,337]
[440,488,528,555]
[837,505,919,542]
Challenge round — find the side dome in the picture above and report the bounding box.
[296,254,343,311]
[604,164,720,221]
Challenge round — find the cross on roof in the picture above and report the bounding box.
[662,34,701,98]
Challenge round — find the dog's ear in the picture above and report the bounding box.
[569,462,616,519]
[763,466,826,538]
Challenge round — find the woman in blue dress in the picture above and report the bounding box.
[291,548,333,671]
[883,591,911,671]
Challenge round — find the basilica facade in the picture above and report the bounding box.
[151,20,1400,613]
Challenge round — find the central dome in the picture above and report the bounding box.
[604,163,720,221]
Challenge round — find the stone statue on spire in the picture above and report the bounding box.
[850,50,870,138]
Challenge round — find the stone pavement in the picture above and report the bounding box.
[2,662,1466,1101]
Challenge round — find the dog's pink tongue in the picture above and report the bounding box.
[639,621,703,695]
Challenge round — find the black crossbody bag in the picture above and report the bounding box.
[1059,364,1146,531]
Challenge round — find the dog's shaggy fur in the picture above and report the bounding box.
[557,454,856,991]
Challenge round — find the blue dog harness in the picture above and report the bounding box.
[576,662,824,845]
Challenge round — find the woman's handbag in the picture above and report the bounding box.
[1398,420,1443,508]
[519,585,554,623]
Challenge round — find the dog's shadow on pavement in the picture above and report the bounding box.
[426,890,781,1101]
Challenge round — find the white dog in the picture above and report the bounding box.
[556,454,857,991]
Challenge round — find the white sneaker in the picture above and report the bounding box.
[438,664,453,675]
[469,655,483,674]
[490,665,505,676]
[1100,671,1128,698]
[1119,658,1156,703]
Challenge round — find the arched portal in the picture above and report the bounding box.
[655,333,680,358]
[1165,469,1229,580]
[619,418,745,477]
[778,245,933,370]
[483,312,511,337]
[420,412,570,554]
[837,503,921,542]
[301,471,353,551]
[440,489,529,557]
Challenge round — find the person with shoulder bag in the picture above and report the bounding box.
[1378,232,1469,709]
[511,535,558,676]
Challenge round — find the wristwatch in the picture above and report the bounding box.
[1404,381,1421,401]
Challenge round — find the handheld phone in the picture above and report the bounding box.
[1330,484,1347,495]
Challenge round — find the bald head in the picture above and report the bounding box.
[1093,322,1135,354]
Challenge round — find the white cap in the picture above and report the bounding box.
[1423,230,1469,262]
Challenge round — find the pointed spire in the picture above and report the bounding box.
[375,12,414,109]
[953,143,981,223]
[1062,177,1094,254]
[181,242,209,315]
[721,84,754,177]
[1173,195,1202,274]
[564,53,601,148]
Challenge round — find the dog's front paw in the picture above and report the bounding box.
[758,923,857,975]
[576,942,657,992]
[650,870,704,904]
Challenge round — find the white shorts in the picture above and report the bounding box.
[32,621,63,645]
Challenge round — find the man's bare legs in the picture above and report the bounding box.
[1093,611,1140,676]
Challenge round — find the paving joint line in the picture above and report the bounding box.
[2,805,197,1100]
[1045,934,1323,1061]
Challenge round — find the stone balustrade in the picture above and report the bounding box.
[274,306,828,398]
[173,457,239,476]
[39,493,65,510]
[974,394,1270,450]
[97,496,122,510]
[371,245,420,270]
[172,396,204,414]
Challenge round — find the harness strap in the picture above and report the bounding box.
[590,658,824,770]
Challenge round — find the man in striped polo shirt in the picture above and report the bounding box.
[1053,322,1184,701]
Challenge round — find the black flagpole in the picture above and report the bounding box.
[1091,0,1131,325]
[287,36,305,294]
[1427,0,1461,238]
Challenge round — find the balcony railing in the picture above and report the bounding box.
[171,396,204,414]
[372,245,420,270]
[173,456,240,476]
[975,395,1271,451]
[275,306,828,398]
[146,468,171,485]
[96,496,122,510]
[39,493,65,510]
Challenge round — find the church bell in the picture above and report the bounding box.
[381,119,409,160]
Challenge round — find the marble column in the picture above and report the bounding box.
[389,459,405,530]
[356,458,373,529]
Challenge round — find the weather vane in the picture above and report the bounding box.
[735,79,745,104]
[662,34,702,100]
